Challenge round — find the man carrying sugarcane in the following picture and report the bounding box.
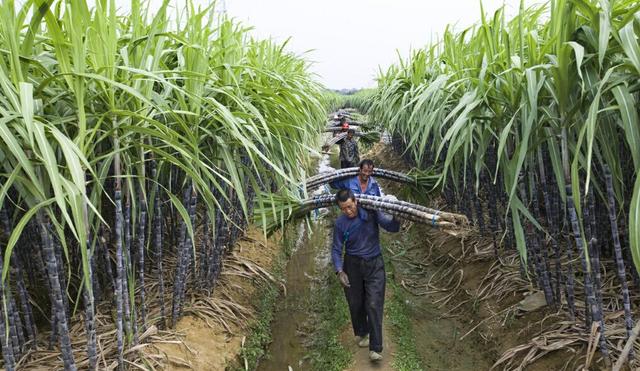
[330,159,382,196]
[337,128,360,169]
[332,189,400,361]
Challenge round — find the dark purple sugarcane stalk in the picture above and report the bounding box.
[199,214,210,289]
[584,189,609,357]
[585,190,604,314]
[151,159,165,329]
[537,147,562,304]
[22,225,39,287]
[42,238,58,351]
[617,209,639,287]
[123,194,135,343]
[170,186,191,326]
[566,183,608,358]
[82,235,97,370]
[486,144,500,257]
[466,167,477,227]
[90,242,102,303]
[457,169,468,218]
[1,207,36,347]
[171,185,194,327]
[137,184,148,333]
[80,172,97,369]
[7,289,21,359]
[10,254,35,348]
[178,187,198,314]
[562,227,577,321]
[604,165,634,358]
[0,223,16,370]
[518,181,551,302]
[37,212,77,370]
[99,229,115,293]
[528,163,555,307]
[207,196,226,289]
[228,190,242,250]
[472,168,485,235]
[52,233,69,318]
[113,145,125,371]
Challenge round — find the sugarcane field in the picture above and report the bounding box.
[2,0,640,370]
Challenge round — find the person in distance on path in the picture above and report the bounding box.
[337,128,360,169]
[332,189,400,361]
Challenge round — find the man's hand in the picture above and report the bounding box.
[337,271,351,288]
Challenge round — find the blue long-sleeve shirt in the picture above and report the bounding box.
[332,207,400,272]
[329,176,382,196]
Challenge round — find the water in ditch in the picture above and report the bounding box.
[257,153,335,370]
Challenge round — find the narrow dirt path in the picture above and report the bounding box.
[341,297,397,370]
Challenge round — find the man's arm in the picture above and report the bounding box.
[376,210,400,232]
[372,181,383,197]
[353,142,360,162]
[329,178,348,190]
[332,222,345,272]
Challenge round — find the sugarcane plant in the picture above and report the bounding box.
[0,0,328,368]
[366,0,640,366]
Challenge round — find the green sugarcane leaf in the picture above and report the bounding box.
[597,0,611,69]
[619,21,640,75]
[167,192,195,254]
[511,208,528,272]
[0,165,21,208]
[629,172,640,276]
[612,85,640,171]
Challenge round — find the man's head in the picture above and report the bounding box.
[347,128,355,139]
[358,159,374,183]
[335,189,358,219]
[341,122,349,132]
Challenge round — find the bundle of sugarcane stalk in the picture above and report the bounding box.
[306,167,419,190]
[324,123,361,130]
[326,120,362,127]
[323,132,362,147]
[323,126,361,133]
[258,194,468,235]
[323,131,381,148]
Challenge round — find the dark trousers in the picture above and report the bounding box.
[340,160,355,169]
[343,254,386,352]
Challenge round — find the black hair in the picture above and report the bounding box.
[359,159,374,169]
[340,117,347,123]
[335,189,355,204]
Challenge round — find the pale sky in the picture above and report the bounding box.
[42,0,541,89]
[224,0,540,89]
